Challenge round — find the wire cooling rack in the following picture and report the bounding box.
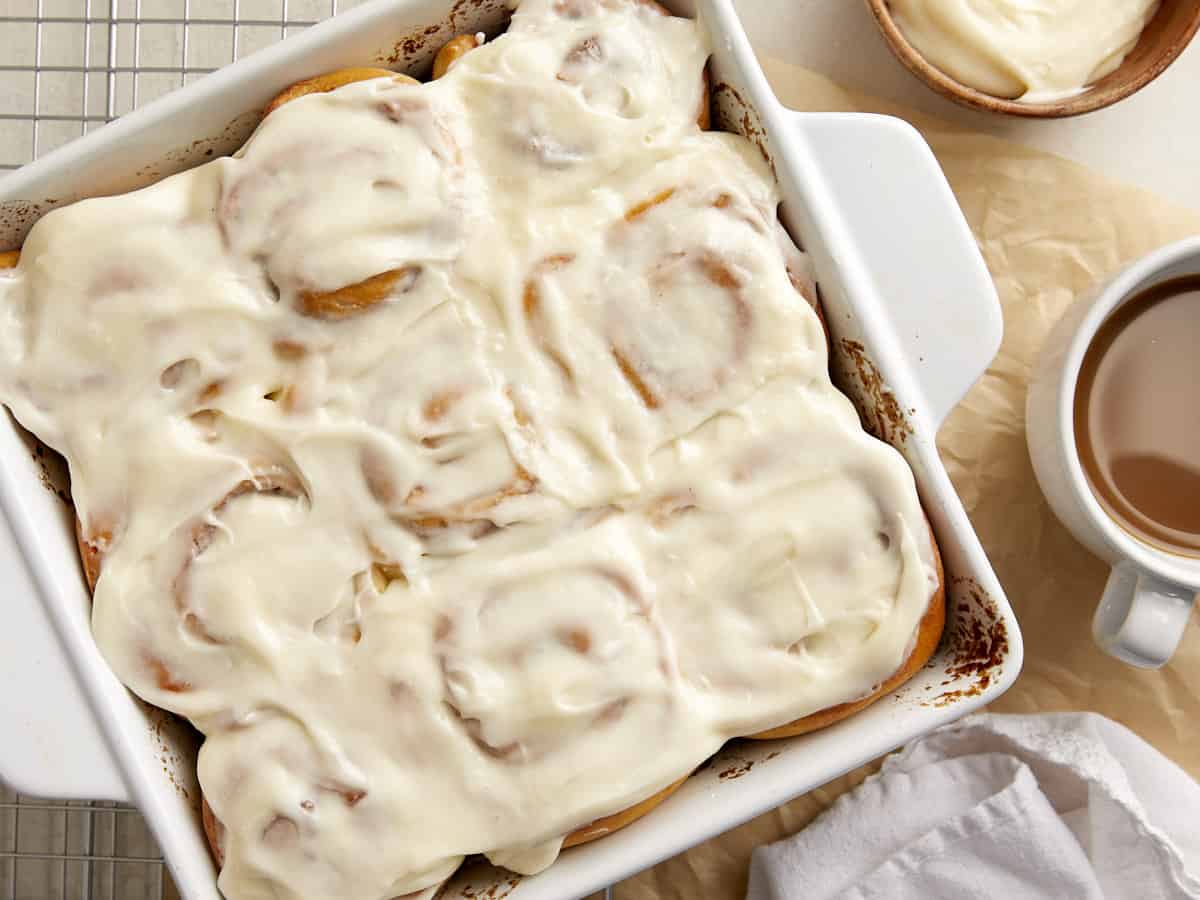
[0,785,174,899]
[0,4,618,899]
[0,0,377,172]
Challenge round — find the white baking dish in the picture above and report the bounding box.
[0,1,1022,897]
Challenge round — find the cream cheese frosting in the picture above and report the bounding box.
[0,1,939,898]
[889,0,1160,101]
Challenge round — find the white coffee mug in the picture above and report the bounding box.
[1027,236,1200,669]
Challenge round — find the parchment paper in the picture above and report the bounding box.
[616,58,1200,900]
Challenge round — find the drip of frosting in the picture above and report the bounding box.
[0,1,938,898]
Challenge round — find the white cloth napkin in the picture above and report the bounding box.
[746,713,1200,900]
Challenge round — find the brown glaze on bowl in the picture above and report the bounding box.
[866,0,1200,118]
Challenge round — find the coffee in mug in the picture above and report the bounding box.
[1073,275,1200,557]
[1028,237,1200,668]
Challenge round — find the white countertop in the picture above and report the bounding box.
[735,0,1200,214]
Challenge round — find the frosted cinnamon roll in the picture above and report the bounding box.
[221,79,467,325]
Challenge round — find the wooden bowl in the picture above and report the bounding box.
[866,0,1200,118]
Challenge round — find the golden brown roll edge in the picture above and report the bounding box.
[746,526,946,740]
[263,67,418,117]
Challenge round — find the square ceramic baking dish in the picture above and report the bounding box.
[0,1,1022,897]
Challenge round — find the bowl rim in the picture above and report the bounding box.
[865,0,1200,119]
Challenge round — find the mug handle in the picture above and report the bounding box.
[1093,561,1197,668]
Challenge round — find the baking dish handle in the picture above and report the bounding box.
[790,112,1002,428]
[0,506,129,802]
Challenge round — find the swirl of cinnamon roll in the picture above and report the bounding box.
[83,466,310,701]
[219,78,467,322]
[435,0,710,130]
[357,367,541,552]
[604,184,769,411]
[436,562,672,763]
[549,0,712,128]
[508,183,768,424]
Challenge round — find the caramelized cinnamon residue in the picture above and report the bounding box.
[560,627,592,654]
[697,254,741,291]
[715,746,780,781]
[298,266,420,321]
[272,339,308,360]
[839,339,913,445]
[145,653,192,693]
[457,872,522,900]
[198,380,224,404]
[423,388,463,421]
[929,577,1009,707]
[624,188,675,222]
[612,347,659,409]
